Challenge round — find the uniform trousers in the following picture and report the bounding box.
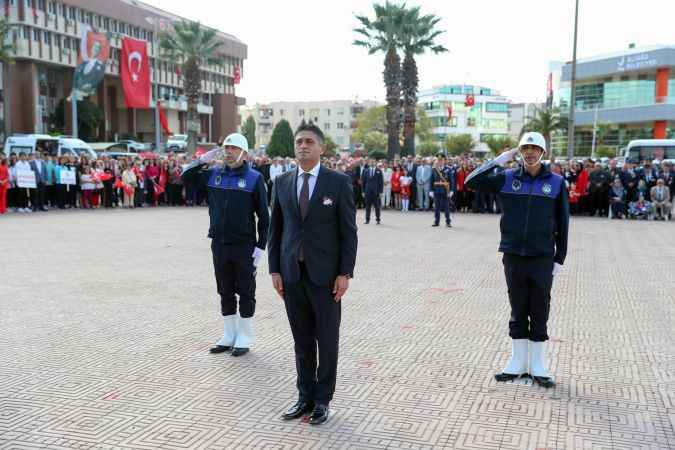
[502,253,554,342]
[434,193,450,224]
[211,241,256,318]
[364,191,381,222]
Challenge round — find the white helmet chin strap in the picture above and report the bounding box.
[519,148,545,167]
[225,148,246,168]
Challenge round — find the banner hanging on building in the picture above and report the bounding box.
[158,101,172,134]
[71,26,111,100]
[120,37,151,108]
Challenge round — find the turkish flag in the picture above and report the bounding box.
[464,95,475,107]
[120,37,150,108]
[158,101,172,134]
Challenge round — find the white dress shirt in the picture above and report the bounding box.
[296,162,321,202]
[269,163,285,181]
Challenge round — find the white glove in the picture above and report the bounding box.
[449,191,454,198]
[429,191,434,198]
[199,149,220,164]
[252,247,265,267]
[493,148,519,167]
[552,263,563,276]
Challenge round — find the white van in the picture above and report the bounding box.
[624,139,675,164]
[2,135,97,160]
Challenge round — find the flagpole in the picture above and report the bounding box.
[71,94,78,139]
[153,19,161,152]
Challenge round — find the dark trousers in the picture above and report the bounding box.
[211,241,256,318]
[56,184,67,208]
[502,253,553,342]
[434,193,450,224]
[283,262,341,405]
[364,192,381,222]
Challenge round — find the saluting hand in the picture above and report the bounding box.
[333,275,350,302]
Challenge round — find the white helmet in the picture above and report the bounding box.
[518,132,546,153]
[223,133,249,152]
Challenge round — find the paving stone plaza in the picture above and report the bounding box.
[1,208,674,449]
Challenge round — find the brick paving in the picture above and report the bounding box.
[1,207,674,450]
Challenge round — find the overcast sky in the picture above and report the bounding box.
[144,0,675,105]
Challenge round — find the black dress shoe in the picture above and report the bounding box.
[231,347,249,357]
[281,401,314,420]
[431,223,439,227]
[494,372,522,382]
[209,345,232,354]
[309,404,329,425]
[376,220,381,225]
[364,221,369,224]
[532,376,555,388]
[446,223,452,228]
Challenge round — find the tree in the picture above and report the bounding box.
[241,115,256,149]
[522,107,567,156]
[484,135,516,156]
[445,134,475,156]
[362,131,388,154]
[52,99,103,142]
[352,105,434,156]
[368,149,387,160]
[416,140,440,157]
[595,145,618,158]
[399,6,447,156]
[353,2,405,160]
[323,135,338,157]
[266,119,294,158]
[0,18,16,140]
[160,21,224,155]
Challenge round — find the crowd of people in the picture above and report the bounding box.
[0,149,673,222]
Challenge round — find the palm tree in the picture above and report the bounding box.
[399,7,447,156]
[353,2,405,160]
[160,20,223,155]
[0,18,16,141]
[522,107,568,156]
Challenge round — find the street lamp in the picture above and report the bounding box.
[566,0,579,161]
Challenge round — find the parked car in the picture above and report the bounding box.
[105,141,146,153]
[166,134,188,151]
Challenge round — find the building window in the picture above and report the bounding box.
[103,18,109,30]
[43,30,50,44]
[95,15,101,27]
[337,109,344,116]
[324,123,331,130]
[298,109,305,116]
[325,109,331,116]
[33,28,40,41]
[47,0,55,14]
[37,0,44,10]
[68,6,75,20]
[279,109,284,116]
[486,102,508,113]
[337,122,344,129]
[78,9,84,22]
[467,117,476,127]
[22,26,29,39]
[111,20,117,32]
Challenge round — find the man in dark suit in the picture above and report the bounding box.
[351,160,364,208]
[29,152,48,211]
[361,158,383,224]
[268,121,358,425]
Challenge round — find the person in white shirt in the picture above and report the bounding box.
[13,153,32,212]
[382,161,392,209]
[269,157,285,183]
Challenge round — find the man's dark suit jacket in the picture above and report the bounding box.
[361,166,384,196]
[268,165,358,287]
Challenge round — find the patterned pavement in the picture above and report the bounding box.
[1,207,674,450]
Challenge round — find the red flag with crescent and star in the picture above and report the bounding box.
[120,37,150,108]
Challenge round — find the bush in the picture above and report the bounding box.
[266,119,294,158]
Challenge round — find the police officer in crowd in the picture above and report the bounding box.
[465,132,569,388]
[181,133,270,357]
[431,155,454,227]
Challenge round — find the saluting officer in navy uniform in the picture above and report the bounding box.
[465,132,569,388]
[181,133,270,357]
[431,155,454,228]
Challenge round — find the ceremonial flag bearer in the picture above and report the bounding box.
[465,132,569,388]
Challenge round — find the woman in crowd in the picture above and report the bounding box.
[133,159,145,207]
[400,169,412,212]
[575,161,589,215]
[80,166,95,209]
[455,160,471,212]
[167,159,183,206]
[121,163,137,208]
[0,156,8,214]
[144,159,160,206]
[6,154,17,211]
[609,177,627,219]
[391,165,402,210]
